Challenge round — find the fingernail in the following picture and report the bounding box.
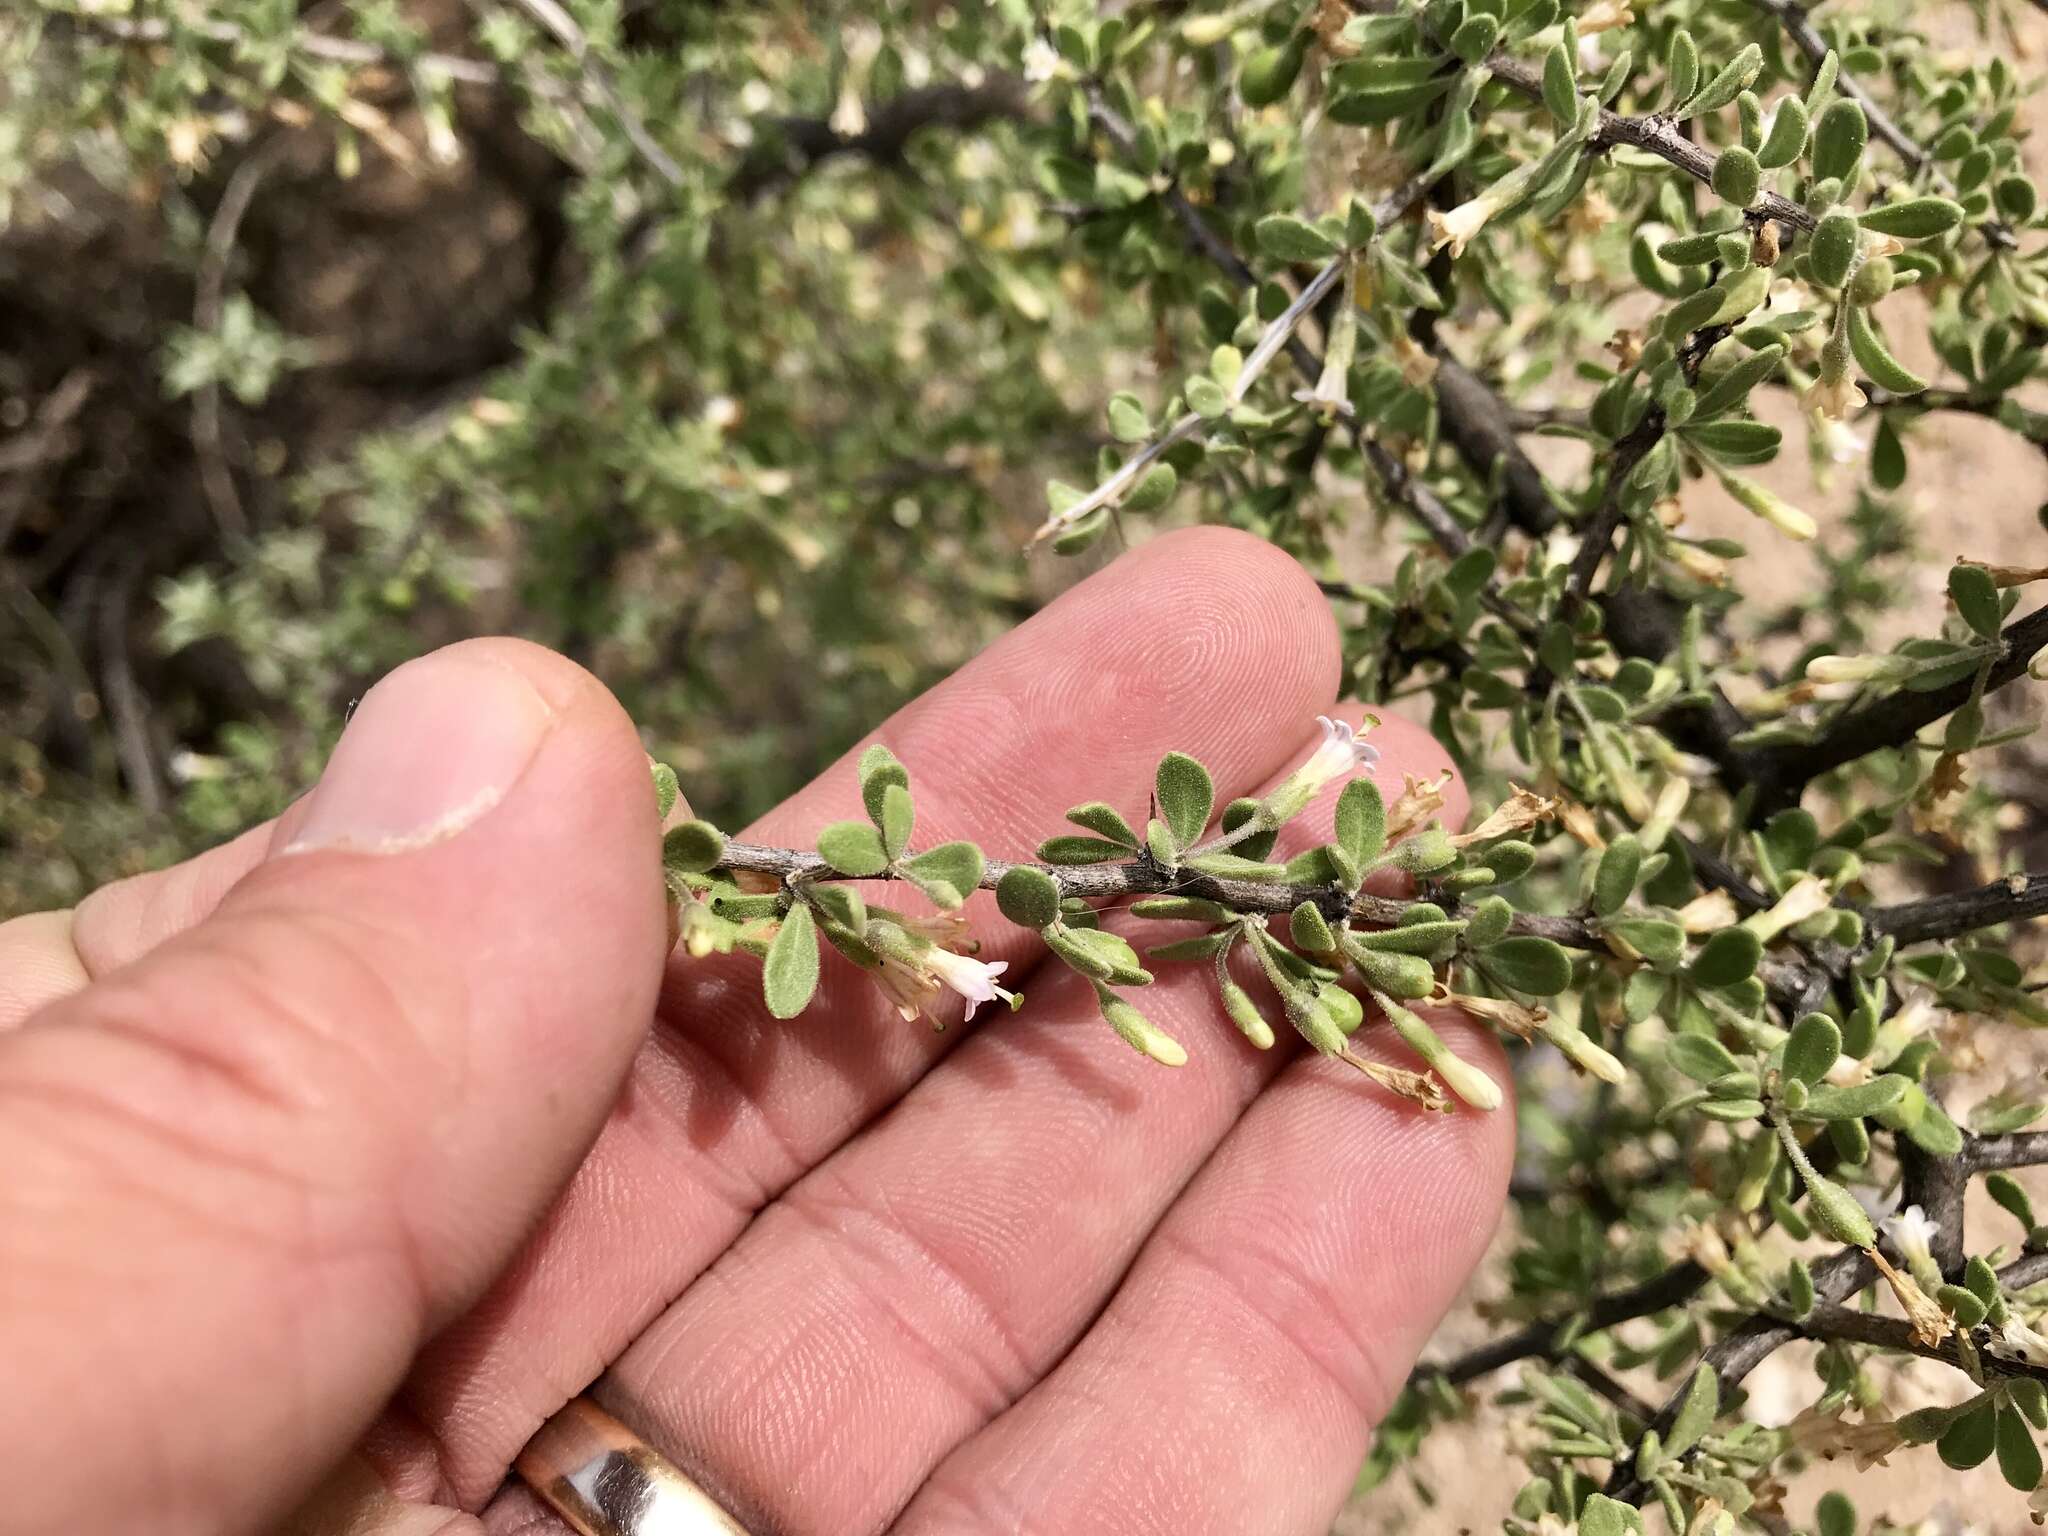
[284,650,556,855]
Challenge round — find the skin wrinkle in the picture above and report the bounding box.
[778,1166,1040,1416]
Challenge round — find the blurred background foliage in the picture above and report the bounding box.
[3,0,1133,913]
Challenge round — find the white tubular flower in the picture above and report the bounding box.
[1816,414,1868,464]
[1801,372,1867,422]
[1882,1203,1938,1269]
[1426,196,1497,260]
[1261,715,1381,826]
[1805,652,1918,686]
[925,947,1018,1019]
[1022,36,1062,83]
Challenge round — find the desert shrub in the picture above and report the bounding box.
[8,0,2048,1529]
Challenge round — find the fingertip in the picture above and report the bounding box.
[1127,526,1342,698]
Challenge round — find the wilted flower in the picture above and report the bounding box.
[1993,1315,2048,1368]
[1450,784,1556,847]
[1868,1247,1951,1349]
[1578,0,1636,34]
[1676,890,1742,933]
[1786,1405,1904,1470]
[1745,874,1833,941]
[1339,1049,1452,1112]
[1384,768,1455,844]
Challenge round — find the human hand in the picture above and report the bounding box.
[0,527,1511,1536]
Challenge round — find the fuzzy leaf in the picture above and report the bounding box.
[880,781,915,860]
[996,865,1062,928]
[1038,834,1136,865]
[858,745,909,827]
[1155,751,1214,849]
[818,819,889,877]
[902,841,984,909]
[762,904,820,1019]
[1334,777,1387,866]
[1255,214,1342,263]
[1481,935,1573,995]
[663,820,727,874]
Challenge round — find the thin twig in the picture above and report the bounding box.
[1869,871,2048,945]
[191,137,289,547]
[1749,604,2048,800]
[498,0,685,187]
[1744,0,2018,251]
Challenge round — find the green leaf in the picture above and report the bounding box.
[2012,1379,2048,1432]
[651,761,680,820]
[1949,562,2004,639]
[1255,214,1341,263]
[1859,195,1965,238]
[1604,917,1686,968]
[1807,210,1860,287]
[1038,834,1136,864]
[663,819,727,874]
[1710,145,1761,207]
[1939,1282,1988,1328]
[880,781,915,859]
[1815,1492,1855,1536]
[1576,1494,1643,1536]
[1812,97,1868,182]
[1593,834,1643,917]
[858,744,909,827]
[1683,419,1782,466]
[1686,41,1761,116]
[1106,391,1149,443]
[1291,900,1336,952]
[1542,40,1577,125]
[1155,751,1215,849]
[818,819,889,877]
[806,882,866,936]
[1783,1012,1842,1085]
[996,865,1062,928]
[1800,1074,1910,1120]
[1757,95,1808,168]
[1665,1364,1719,1457]
[902,841,984,909]
[1065,801,1139,848]
[1906,1098,1965,1157]
[1847,303,1929,394]
[1689,927,1762,989]
[1048,924,1149,985]
[1786,1257,1817,1319]
[1481,935,1574,996]
[1467,895,1513,948]
[1939,1395,1998,1470]
[763,904,820,1019]
[1123,461,1178,513]
[1334,777,1387,866]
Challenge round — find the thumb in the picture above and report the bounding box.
[0,639,667,1536]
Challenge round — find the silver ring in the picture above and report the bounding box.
[516,1396,755,1536]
